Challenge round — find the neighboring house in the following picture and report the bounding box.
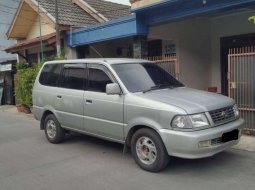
[5,0,130,62]
[0,0,19,105]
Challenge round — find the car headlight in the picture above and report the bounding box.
[171,114,209,130]
[233,104,239,118]
[189,114,209,128]
[171,115,192,129]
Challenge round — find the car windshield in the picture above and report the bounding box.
[112,62,184,93]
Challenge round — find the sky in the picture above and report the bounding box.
[0,0,19,61]
[105,0,131,5]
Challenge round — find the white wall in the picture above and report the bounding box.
[149,11,255,92]
[65,46,78,60]
[149,18,211,90]
[64,37,77,60]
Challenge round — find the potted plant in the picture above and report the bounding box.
[16,104,24,112]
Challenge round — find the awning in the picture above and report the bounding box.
[5,33,56,53]
[132,0,255,26]
[66,15,148,47]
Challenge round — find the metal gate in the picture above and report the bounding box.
[228,47,255,135]
[146,55,179,79]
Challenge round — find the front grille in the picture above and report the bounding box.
[209,106,235,125]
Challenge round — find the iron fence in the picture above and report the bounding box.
[228,47,255,135]
[146,55,179,79]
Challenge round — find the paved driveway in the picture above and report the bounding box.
[0,110,255,190]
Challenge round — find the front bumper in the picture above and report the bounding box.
[159,118,245,159]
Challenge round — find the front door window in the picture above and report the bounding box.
[88,68,112,93]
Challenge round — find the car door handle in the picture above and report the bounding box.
[57,95,62,99]
[86,100,92,104]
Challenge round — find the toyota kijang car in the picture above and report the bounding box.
[33,59,244,172]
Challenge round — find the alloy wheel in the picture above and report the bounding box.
[136,136,157,165]
[46,120,57,139]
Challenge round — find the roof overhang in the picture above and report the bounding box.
[7,0,55,39]
[66,14,148,47]
[5,33,56,53]
[131,0,255,26]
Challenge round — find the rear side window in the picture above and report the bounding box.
[88,68,112,93]
[59,68,85,90]
[39,64,62,86]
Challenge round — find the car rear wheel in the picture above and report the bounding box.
[131,128,169,172]
[44,114,65,144]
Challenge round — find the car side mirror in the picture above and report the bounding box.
[106,83,121,95]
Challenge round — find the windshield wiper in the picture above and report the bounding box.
[143,84,175,93]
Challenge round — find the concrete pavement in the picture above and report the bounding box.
[0,106,255,190]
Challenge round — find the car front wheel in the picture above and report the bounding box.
[131,128,169,172]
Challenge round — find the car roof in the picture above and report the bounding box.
[44,58,152,66]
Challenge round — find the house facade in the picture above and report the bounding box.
[67,0,255,92]
[129,0,255,92]
[4,0,130,106]
[5,0,130,63]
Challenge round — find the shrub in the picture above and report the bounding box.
[15,64,42,106]
[16,62,28,70]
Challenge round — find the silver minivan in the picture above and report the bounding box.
[33,59,244,172]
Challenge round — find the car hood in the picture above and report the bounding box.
[138,87,235,114]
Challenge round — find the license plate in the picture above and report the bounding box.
[222,129,239,143]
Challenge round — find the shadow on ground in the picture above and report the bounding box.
[62,132,249,175]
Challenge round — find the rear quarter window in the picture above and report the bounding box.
[39,63,63,86]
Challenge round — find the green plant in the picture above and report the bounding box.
[15,64,41,106]
[44,52,66,62]
[16,62,28,70]
[15,52,64,106]
[15,69,25,105]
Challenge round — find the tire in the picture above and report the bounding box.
[44,114,65,144]
[131,128,169,172]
